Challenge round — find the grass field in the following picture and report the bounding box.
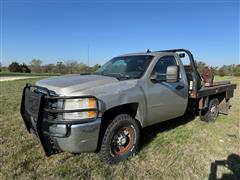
[0,76,239,179]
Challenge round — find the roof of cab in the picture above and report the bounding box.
[118,51,175,57]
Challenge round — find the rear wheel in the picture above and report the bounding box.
[199,98,219,122]
[98,114,140,164]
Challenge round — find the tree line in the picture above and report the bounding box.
[0,59,239,76]
[197,61,240,77]
[1,59,100,74]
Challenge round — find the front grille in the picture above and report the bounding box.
[24,88,42,117]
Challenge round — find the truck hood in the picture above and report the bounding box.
[36,74,119,95]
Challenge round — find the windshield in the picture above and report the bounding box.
[95,55,153,79]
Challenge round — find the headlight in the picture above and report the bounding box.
[64,98,96,110]
[63,98,97,120]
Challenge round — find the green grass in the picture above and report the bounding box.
[0,77,239,179]
[0,72,59,77]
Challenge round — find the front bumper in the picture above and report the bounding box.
[20,84,101,156]
[50,119,101,153]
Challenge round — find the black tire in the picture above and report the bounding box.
[98,114,140,164]
[199,98,219,122]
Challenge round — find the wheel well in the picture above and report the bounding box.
[102,103,139,122]
[96,103,140,152]
[198,92,226,110]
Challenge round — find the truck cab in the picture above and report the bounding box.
[20,49,236,164]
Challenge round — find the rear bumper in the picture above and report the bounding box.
[20,84,101,155]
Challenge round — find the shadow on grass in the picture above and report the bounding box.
[208,153,240,180]
[140,111,196,149]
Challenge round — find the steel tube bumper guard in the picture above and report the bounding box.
[20,84,100,156]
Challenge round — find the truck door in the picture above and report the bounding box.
[146,55,188,126]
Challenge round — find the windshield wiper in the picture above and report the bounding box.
[103,73,131,80]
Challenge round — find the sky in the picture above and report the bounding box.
[0,0,239,67]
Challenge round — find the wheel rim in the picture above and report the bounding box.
[210,102,218,119]
[111,127,135,155]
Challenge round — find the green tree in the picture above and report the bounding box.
[20,63,31,73]
[8,62,22,72]
[197,61,206,74]
[218,66,226,76]
[233,64,240,76]
[78,63,91,73]
[55,61,67,74]
[210,66,218,75]
[91,64,101,72]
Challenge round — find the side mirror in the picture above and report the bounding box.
[150,73,167,82]
[166,65,179,83]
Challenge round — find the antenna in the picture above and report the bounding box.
[147,49,151,53]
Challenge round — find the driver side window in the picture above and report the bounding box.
[152,56,177,81]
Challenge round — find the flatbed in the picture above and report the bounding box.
[191,83,236,98]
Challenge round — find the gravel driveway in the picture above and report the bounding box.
[0,76,40,82]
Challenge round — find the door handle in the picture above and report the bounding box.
[176,85,184,90]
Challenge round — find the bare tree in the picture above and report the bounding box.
[30,59,43,73]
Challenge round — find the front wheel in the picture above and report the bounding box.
[199,98,219,122]
[98,114,140,164]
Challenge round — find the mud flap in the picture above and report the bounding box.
[219,98,229,115]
